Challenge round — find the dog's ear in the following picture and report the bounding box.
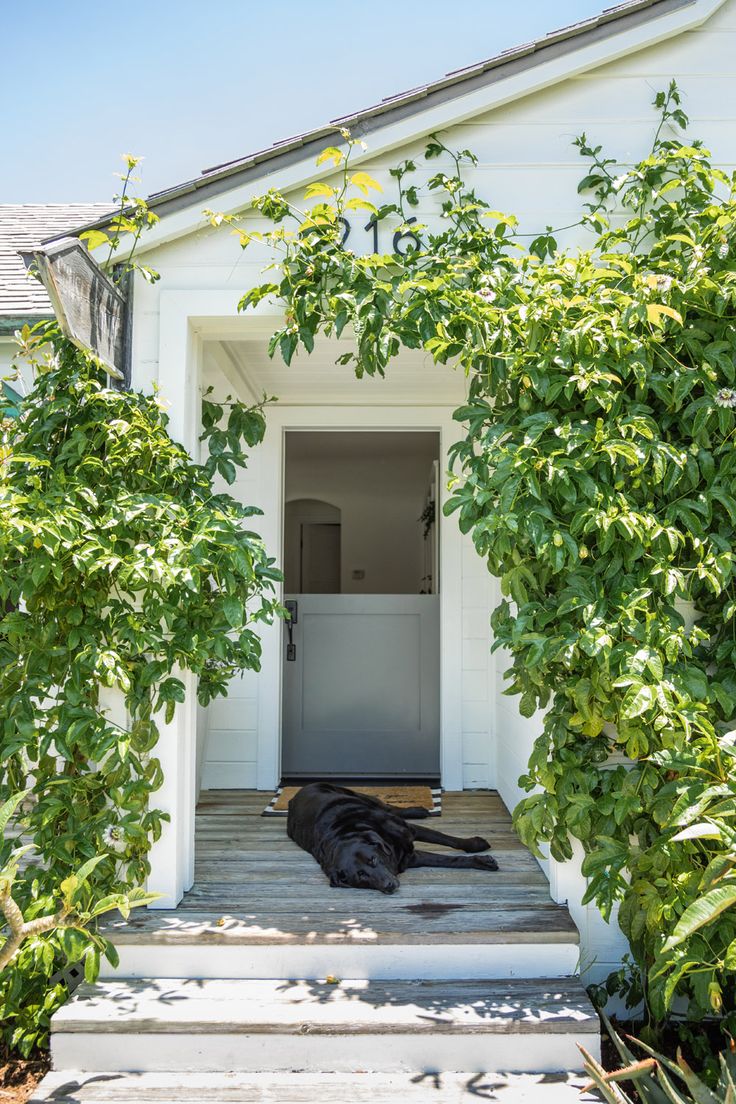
[366,831,392,857]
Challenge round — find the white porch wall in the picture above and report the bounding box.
[0,337,15,381]
[192,359,495,791]
[0,335,34,395]
[201,401,265,790]
[130,0,736,928]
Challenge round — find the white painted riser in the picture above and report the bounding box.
[100,942,580,981]
[30,1068,599,1104]
[52,1031,594,1075]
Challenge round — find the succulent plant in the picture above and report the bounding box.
[579,1017,736,1104]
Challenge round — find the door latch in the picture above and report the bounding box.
[285,600,298,661]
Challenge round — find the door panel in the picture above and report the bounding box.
[282,594,440,778]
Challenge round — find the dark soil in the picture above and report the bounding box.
[0,1044,49,1104]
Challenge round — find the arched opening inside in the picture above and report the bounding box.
[284,497,342,594]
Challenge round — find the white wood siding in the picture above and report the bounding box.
[129,0,736,962]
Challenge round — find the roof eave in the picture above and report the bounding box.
[0,313,51,336]
[46,0,726,255]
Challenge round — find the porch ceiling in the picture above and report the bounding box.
[203,336,468,407]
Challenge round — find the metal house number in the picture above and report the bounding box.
[338,215,420,255]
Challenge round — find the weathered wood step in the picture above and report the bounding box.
[50,977,600,1074]
[31,1068,597,1103]
[178,882,556,906]
[103,905,578,944]
[192,864,548,886]
[100,889,579,980]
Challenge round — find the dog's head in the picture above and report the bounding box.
[328,831,400,894]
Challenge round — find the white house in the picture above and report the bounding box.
[17,0,736,1089]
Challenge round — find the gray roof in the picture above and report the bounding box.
[140,0,693,218]
[0,204,112,330]
[22,0,698,256]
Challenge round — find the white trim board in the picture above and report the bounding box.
[254,406,465,792]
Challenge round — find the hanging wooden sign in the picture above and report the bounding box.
[20,238,129,381]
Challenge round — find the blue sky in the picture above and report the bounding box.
[4,1,610,203]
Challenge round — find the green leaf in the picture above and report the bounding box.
[79,229,111,251]
[74,854,106,885]
[60,927,90,963]
[304,182,336,200]
[647,303,683,326]
[350,171,383,195]
[59,874,79,907]
[316,146,343,167]
[104,940,120,969]
[664,884,736,951]
[0,790,28,836]
[671,822,722,842]
[620,684,655,720]
[345,197,378,214]
[674,1055,722,1104]
[84,945,100,984]
[223,595,244,628]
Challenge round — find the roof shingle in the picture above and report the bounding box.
[0,204,113,322]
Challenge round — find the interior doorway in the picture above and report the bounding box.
[284,498,342,593]
[281,431,441,781]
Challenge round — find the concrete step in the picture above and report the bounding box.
[50,976,600,1074]
[31,1069,599,1103]
[99,904,580,980]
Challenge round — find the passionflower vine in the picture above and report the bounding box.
[101,825,127,854]
[714,387,736,409]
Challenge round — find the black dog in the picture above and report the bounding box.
[287,782,498,893]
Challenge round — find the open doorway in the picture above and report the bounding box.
[281,431,440,781]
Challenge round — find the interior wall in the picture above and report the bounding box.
[284,432,438,595]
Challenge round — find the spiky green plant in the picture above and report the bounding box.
[580,1017,736,1103]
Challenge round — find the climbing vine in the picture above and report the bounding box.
[0,205,281,1049]
[215,84,736,1025]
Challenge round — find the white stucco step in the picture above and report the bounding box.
[31,1069,599,1103]
[50,977,600,1074]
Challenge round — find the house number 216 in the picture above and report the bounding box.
[338,215,420,255]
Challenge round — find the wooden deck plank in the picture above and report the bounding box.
[53,977,597,1034]
[179,883,555,905]
[103,791,574,950]
[103,907,577,945]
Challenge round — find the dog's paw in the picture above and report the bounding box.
[464,836,491,853]
[472,854,499,871]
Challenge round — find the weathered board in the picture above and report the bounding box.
[100,790,576,949]
[20,238,128,380]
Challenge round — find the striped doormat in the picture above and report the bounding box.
[262,784,442,817]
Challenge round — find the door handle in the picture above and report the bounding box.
[285,600,298,661]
